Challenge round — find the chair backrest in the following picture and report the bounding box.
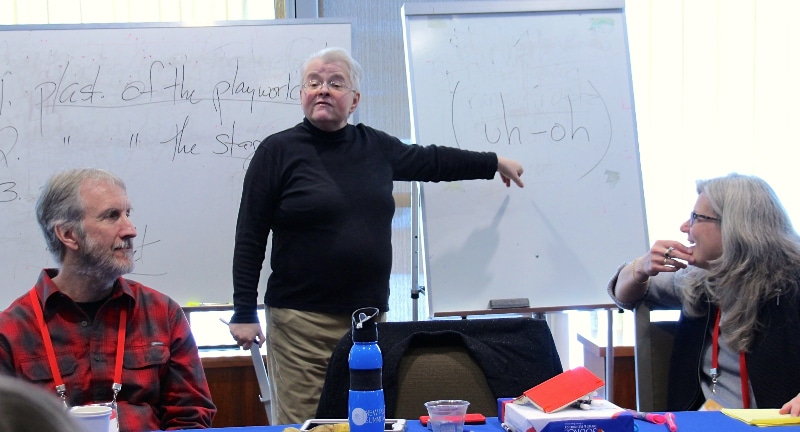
[316,317,563,419]
[633,304,678,412]
[394,344,496,419]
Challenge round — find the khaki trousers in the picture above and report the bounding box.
[266,307,351,425]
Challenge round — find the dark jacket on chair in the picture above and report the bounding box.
[316,317,563,418]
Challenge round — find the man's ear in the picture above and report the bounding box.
[54,224,80,252]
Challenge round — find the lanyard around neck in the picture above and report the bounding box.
[29,288,127,405]
[711,308,750,408]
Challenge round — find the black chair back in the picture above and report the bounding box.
[316,317,563,418]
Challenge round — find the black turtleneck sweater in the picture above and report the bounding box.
[231,118,498,322]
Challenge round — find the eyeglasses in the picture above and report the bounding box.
[302,79,353,94]
[690,211,721,226]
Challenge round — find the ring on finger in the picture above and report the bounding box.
[663,257,669,265]
[664,246,674,259]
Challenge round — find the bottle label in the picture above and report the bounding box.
[349,390,385,432]
[350,406,385,427]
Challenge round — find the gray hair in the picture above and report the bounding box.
[301,47,362,92]
[0,375,84,432]
[682,173,800,351]
[36,168,126,264]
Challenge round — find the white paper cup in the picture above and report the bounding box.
[69,405,112,432]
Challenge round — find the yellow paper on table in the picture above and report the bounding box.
[722,409,800,426]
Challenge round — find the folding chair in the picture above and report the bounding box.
[250,344,272,423]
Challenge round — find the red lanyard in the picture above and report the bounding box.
[711,308,750,408]
[29,288,127,405]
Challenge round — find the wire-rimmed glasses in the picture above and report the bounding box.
[302,79,353,94]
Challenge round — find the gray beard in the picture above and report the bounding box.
[76,237,135,284]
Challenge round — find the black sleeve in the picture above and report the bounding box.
[373,130,498,182]
[231,143,276,323]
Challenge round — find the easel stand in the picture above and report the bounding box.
[410,181,424,322]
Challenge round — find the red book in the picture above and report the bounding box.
[517,366,605,413]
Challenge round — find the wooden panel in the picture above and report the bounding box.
[577,331,636,410]
[201,352,269,427]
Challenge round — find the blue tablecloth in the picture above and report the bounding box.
[207,412,800,432]
[631,411,800,432]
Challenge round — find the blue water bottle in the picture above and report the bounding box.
[348,307,385,432]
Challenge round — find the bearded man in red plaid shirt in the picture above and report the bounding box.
[0,168,216,431]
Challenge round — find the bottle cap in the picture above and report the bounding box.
[352,307,379,342]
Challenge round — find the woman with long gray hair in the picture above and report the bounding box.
[608,173,800,413]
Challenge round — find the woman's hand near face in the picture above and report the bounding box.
[641,240,695,274]
[614,240,694,304]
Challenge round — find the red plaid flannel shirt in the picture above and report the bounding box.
[0,269,216,431]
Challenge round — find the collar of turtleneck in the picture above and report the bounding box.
[302,117,351,140]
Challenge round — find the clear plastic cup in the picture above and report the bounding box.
[424,400,470,432]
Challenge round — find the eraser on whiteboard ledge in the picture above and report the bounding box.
[488,298,530,309]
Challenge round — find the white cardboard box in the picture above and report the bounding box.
[503,398,633,432]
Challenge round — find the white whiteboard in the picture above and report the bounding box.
[0,20,350,309]
[402,0,649,315]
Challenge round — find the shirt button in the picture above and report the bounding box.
[81,321,89,327]
[94,355,101,361]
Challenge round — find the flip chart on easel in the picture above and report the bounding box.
[402,0,648,315]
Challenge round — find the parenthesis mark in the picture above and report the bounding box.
[63,136,70,146]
